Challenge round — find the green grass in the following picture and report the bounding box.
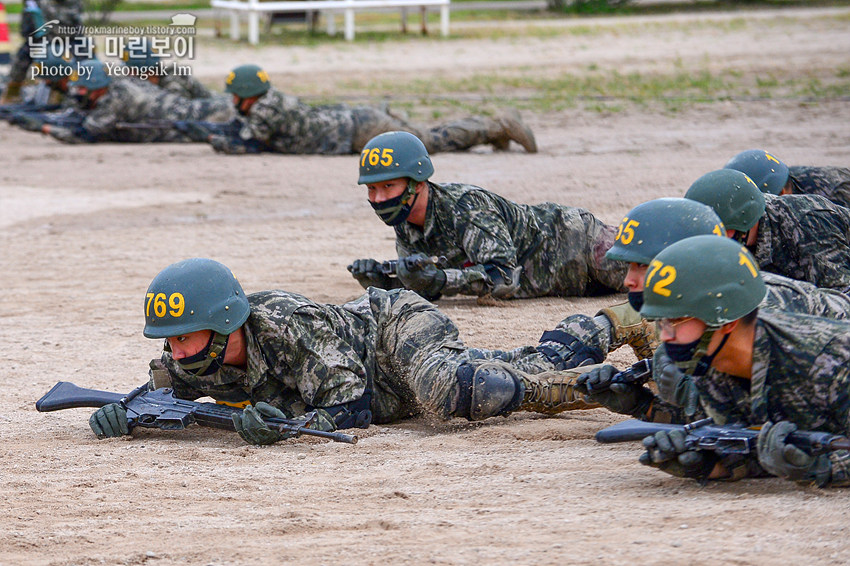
[307,65,850,116]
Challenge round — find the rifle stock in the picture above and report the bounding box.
[36,381,358,444]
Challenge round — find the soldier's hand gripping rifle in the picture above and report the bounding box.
[596,417,850,458]
[380,254,448,276]
[36,381,358,444]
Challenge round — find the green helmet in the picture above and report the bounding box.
[606,198,726,265]
[358,131,434,185]
[143,258,250,339]
[724,149,789,196]
[224,64,271,98]
[640,235,766,326]
[684,169,765,232]
[70,59,111,90]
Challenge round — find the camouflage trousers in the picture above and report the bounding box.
[350,106,503,154]
[369,291,572,423]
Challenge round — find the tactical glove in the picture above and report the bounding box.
[347,258,394,290]
[574,364,653,417]
[210,135,246,155]
[639,429,717,480]
[653,344,700,416]
[89,403,130,438]
[396,253,446,300]
[757,421,832,487]
[232,402,294,445]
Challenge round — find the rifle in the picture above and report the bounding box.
[380,255,448,276]
[36,381,358,444]
[115,119,242,141]
[584,358,652,393]
[596,417,850,457]
[0,102,61,119]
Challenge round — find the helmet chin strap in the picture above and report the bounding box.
[176,331,230,376]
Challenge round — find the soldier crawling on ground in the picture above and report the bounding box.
[88,258,604,444]
[186,64,538,155]
[23,59,235,143]
[347,131,626,302]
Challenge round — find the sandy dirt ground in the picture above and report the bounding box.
[2,5,850,565]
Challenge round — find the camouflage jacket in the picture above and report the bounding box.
[754,194,850,290]
[693,309,850,487]
[238,87,355,154]
[788,166,850,209]
[50,79,235,143]
[394,182,627,298]
[158,74,215,100]
[153,290,378,420]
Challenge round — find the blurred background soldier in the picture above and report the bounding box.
[202,64,537,155]
[1,0,84,103]
[33,58,235,143]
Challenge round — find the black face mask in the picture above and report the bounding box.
[176,332,230,377]
[627,291,644,312]
[664,337,702,363]
[234,97,249,116]
[370,181,419,226]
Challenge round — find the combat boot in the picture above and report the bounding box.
[598,302,658,361]
[455,362,597,421]
[518,369,599,415]
[491,108,538,153]
[0,81,23,104]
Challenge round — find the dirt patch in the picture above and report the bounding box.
[2,5,850,565]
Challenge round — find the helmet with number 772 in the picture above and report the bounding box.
[639,235,766,326]
[143,258,250,339]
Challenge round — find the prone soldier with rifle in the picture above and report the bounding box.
[37,257,610,446]
[348,130,627,302]
[614,235,850,487]
[34,59,236,144]
[571,183,850,421]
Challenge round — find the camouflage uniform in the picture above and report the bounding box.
[787,166,850,209]
[394,182,626,298]
[49,78,235,143]
[150,288,575,424]
[7,0,84,83]
[219,87,529,155]
[693,309,850,487]
[559,271,850,369]
[754,194,850,291]
[157,73,215,100]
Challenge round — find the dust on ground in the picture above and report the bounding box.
[1,5,849,565]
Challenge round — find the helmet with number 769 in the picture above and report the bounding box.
[143,258,250,339]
